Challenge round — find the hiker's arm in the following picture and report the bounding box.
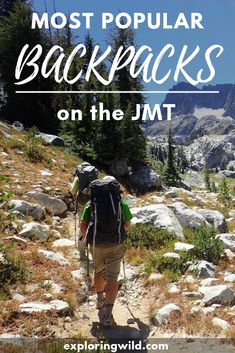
[124,221,131,230]
[80,221,88,237]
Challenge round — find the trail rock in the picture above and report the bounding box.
[212,318,231,330]
[8,200,45,220]
[131,204,184,238]
[196,209,227,233]
[71,269,84,280]
[174,242,195,252]
[224,273,235,283]
[40,170,53,177]
[189,261,215,278]
[13,294,26,302]
[37,133,65,147]
[19,300,69,313]
[19,222,49,241]
[39,249,70,266]
[129,166,162,189]
[163,252,180,259]
[27,192,67,216]
[42,280,63,294]
[52,238,75,248]
[217,233,235,251]
[153,304,181,326]
[200,278,219,286]
[168,202,208,229]
[168,285,181,294]
[199,285,235,306]
[148,273,164,282]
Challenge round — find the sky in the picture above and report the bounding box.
[33,0,235,104]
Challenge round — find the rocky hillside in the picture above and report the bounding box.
[0,122,235,352]
[161,82,235,119]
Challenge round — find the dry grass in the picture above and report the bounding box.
[125,247,151,266]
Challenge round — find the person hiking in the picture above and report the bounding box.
[70,162,99,197]
[80,176,132,328]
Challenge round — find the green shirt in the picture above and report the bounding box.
[80,200,132,223]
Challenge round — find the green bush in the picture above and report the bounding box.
[127,223,176,250]
[25,140,45,163]
[0,244,28,292]
[144,251,191,279]
[192,226,225,264]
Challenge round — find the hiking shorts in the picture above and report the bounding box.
[90,243,125,281]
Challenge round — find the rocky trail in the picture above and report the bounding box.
[1,123,235,352]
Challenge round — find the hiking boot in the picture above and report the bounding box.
[96,298,105,310]
[101,314,115,328]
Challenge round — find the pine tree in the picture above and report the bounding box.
[0,0,25,16]
[217,178,232,208]
[211,181,217,193]
[204,162,211,191]
[162,127,181,187]
[0,1,57,132]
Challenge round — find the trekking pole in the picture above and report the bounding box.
[85,244,91,310]
[74,196,78,247]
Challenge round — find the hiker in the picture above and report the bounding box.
[80,176,132,327]
[70,162,99,197]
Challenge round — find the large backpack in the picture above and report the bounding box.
[86,179,127,246]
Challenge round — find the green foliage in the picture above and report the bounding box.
[0,1,57,132]
[144,252,191,280]
[26,126,40,140]
[25,140,45,163]
[192,226,225,264]
[0,188,13,203]
[127,223,176,249]
[0,244,28,292]
[162,127,181,187]
[217,178,232,208]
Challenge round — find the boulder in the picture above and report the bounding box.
[153,304,181,326]
[110,159,129,176]
[19,300,69,313]
[71,269,84,280]
[52,238,75,247]
[168,202,208,229]
[27,192,67,216]
[163,252,180,259]
[217,233,235,251]
[212,318,231,330]
[200,278,219,287]
[131,204,184,238]
[37,133,65,147]
[199,285,235,306]
[129,166,161,189]
[218,170,235,179]
[174,242,195,252]
[189,261,215,278]
[19,222,50,241]
[13,294,26,302]
[8,200,45,220]
[196,209,227,233]
[12,121,24,131]
[224,273,235,283]
[39,249,70,266]
[168,285,181,295]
